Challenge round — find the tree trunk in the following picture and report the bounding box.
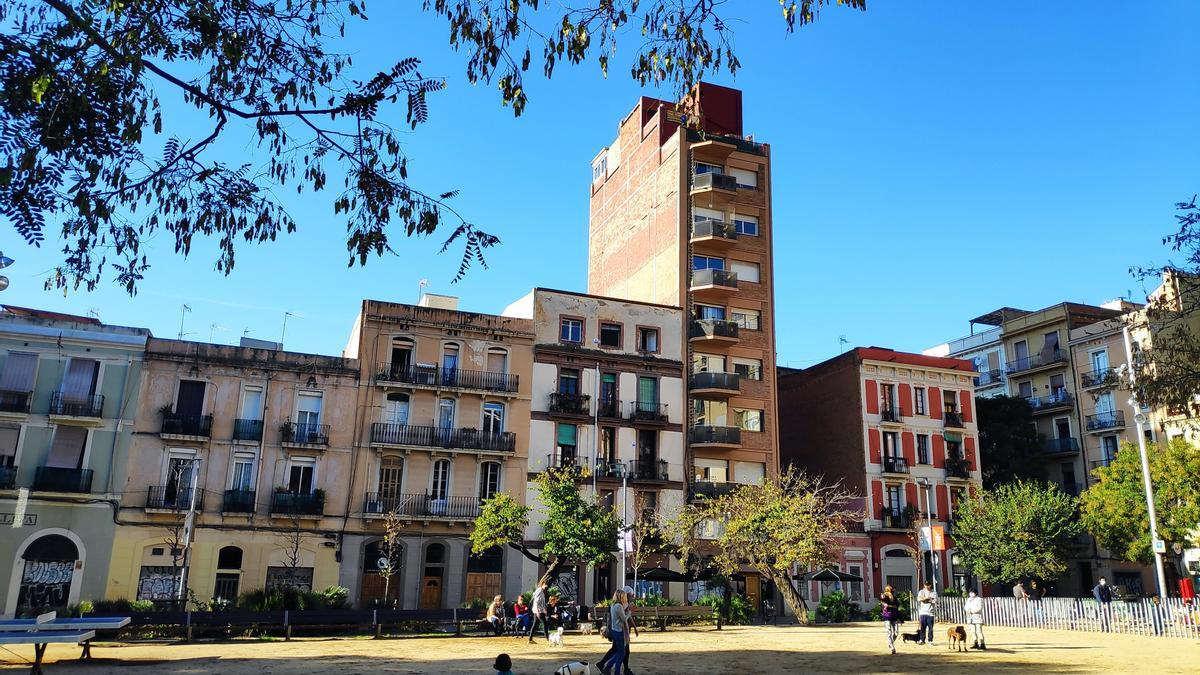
[766,569,808,625]
[720,578,732,629]
[538,557,565,589]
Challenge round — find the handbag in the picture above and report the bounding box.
[601,624,611,641]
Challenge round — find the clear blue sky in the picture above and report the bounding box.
[4,1,1197,366]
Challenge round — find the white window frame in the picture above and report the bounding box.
[731,214,758,235]
[730,308,760,330]
[560,317,583,343]
[729,260,760,283]
[478,461,502,500]
[229,452,256,491]
[430,458,452,500]
[285,456,318,494]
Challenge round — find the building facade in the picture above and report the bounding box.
[0,307,149,617]
[342,295,534,609]
[586,84,780,513]
[778,348,984,605]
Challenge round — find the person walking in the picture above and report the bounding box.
[880,585,902,655]
[1092,576,1113,632]
[527,581,551,643]
[916,581,937,645]
[598,590,630,675]
[617,585,639,675]
[964,589,987,650]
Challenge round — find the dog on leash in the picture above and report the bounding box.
[947,625,968,652]
[547,626,565,647]
[555,662,590,675]
[900,631,922,644]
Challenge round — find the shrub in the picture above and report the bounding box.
[632,595,679,608]
[319,586,351,609]
[869,590,912,621]
[817,591,851,623]
[462,597,489,609]
[695,593,751,625]
[519,591,532,605]
[941,587,963,598]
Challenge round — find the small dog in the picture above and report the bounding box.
[947,625,968,652]
[555,662,590,675]
[580,622,594,636]
[547,626,565,647]
[900,631,922,644]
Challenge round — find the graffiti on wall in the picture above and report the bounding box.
[265,566,314,592]
[554,568,579,604]
[18,560,74,609]
[137,566,182,601]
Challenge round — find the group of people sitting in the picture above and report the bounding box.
[483,586,579,636]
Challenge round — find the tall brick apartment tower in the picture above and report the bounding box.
[587,83,779,500]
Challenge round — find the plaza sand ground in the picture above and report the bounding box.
[2,624,1198,674]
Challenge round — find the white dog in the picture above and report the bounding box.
[580,622,594,636]
[547,626,565,647]
[555,662,590,675]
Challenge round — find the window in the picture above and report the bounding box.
[695,162,723,175]
[287,460,315,494]
[846,563,865,603]
[0,424,19,468]
[0,352,37,409]
[637,376,658,406]
[943,389,958,413]
[214,573,240,603]
[390,337,415,371]
[882,431,899,460]
[486,348,508,374]
[1101,436,1119,463]
[175,380,206,418]
[600,489,616,510]
[430,459,451,501]
[599,322,622,348]
[1043,331,1060,354]
[600,427,616,463]
[1018,381,1034,399]
[693,398,728,427]
[638,491,658,522]
[916,434,930,464]
[636,327,659,352]
[217,546,243,570]
[1014,340,1029,362]
[556,424,578,463]
[729,167,757,188]
[886,484,904,512]
[732,214,758,235]
[558,368,580,395]
[61,358,99,400]
[482,402,505,434]
[378,456,403,500]
[734,409,763,432]
[230,454,254,492]
[296,391,323,434]
[734,461,765,485]
[592,155,607,182]
[384,392,410,425]
[880,383,897,412]
[46,425,87,469]
[692,255,724,271]
[479,461,501,500]
[695,304,726,321]
[947,439,962,461]
[692,353,725,374]
[599,373,617,414]
[729,260,760,283]
[1055,417,1071,439]
[730,308,760,330]
[1049,374,1066,397]
[694,458,728,483]
[914,387,926,415]
[732,357,763,380]
[560,317,583,343]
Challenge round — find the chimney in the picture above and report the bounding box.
[418,293,459,311]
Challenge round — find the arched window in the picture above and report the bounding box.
[363,539,403,573]
[217,546,243,570]
[18,534,79,611]
[383,392,409,425]
[214,546,243,603]
[390,337,415,371]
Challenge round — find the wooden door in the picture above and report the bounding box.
[466,572,501,605]
[745,575,760,613]
[420,576,443,609]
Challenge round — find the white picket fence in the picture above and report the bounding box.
[939,597,1200,640]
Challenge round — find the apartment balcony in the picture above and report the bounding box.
[270,491,325,517]
[1080,367,1116,390]
[362,493,481,521]
[689,219,739,249]
[879,406,903,425]
[160,413,214,441]
[232,418,264,442]
[1006,349,1068,376]
[973,369,1004,388]
[627,401,669,425]
[33,466,93,493]
[1086,410,1126,432]
[688,425,741,448]
[281,421,331,448]
[545,450,584,473]
[146,485,204,512]
[373,362,519,394]
[629,459,670,483]
[0,465,16,490]
[593,459,627,480]
[689,171,739,205]
[944,411,966,429]
[692,480,737,500]
[688,268,738,300]
[222,489,257,514]
[0,390,31,415]
[881,456,909,475]
[547,392,591,418]
[1089,458,1115,472]
[370,423,516,454]
[945,455,971,480]
[49,392,104,422]
[596,398,621,419]
[688,318,740,346]
[1042,437,1081,456]
[1027,391,1075,415]
[881,510,911,530]
[689,371,740,398]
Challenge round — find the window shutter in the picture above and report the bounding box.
[557,424,577,446]
[0,353,37,391]
[865,380,879,415]
[47,426,87,468]
[0,424,19,461]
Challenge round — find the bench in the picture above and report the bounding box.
[0,616,129,659]
[186,611,286,640]
[641,606,719,631]
[374,608,485,637]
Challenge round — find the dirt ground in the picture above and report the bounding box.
[3,623,1198,674]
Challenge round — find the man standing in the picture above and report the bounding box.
[916,581,938,645]
[1012,580,1028,601]
[1092,576,1112,632]
[527,580,550,643]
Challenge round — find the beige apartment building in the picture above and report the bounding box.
[341,295,534,609]
[587,83,779,501]
[108,338,359,604]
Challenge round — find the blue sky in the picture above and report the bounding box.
[4,1,1197,366]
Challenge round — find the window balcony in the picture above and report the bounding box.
[688,319,739,346]
[545,451,584,473]
[370,423,516,454]
[627,401,669,424]
[688,269,738,299]
[688,425,741,448]
[880,406,902,424]
[1042,437,1081,456]
[222,489,257,514]
[690,172,739,205]
[548,392,591,417]
[160,413,214,439]
[1086,410,1126,432]
[362,493,481,520]
[593,459,627,480]
[1027,391,1075,415]
[49,392,104,419]
[689,219,738,249]
[1006,349,1067,376]
[881,456,909,475]
[146,485,204,511]
[692,480,737,500]
[943,411,965,429]
[881,510,910,530]
[596,398,621,419]
[33,466,93,493]
[0,465,16,490]
[689,371,740,397]
[0,390,31,414]
[281,421,330,447]
[945,455,971,480]
[1080,367,1116,390]
[270,491,325,516]
[374,362,519,394]
[973,369,1004,387]
[232,418,264,442]
[629,459,670,482]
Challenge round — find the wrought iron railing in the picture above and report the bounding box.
[692,480,737,499]
[629,459,669,482]
[370,423,516,452]
[548,392,590,416]
[362,492,481,519]
[270,491,325,515]
[374,362,519,392]
[596,398,620,418]
[233,418,264,442]
[33,466,93,493]
[161,413,213,437]
[1080,367,1116,389]
[223,489,257,513]
[282,422,330,445]
[1086,410,1126,431]
[147,485,204,511]
[882,510,910,529]
[973,369,1003,387]
[50,392,104,417]
[1042,437,1081,454]
[945,455,970,479]
[628,400,668,422]
[880,406,902,423]
[1028,391,1075,411]
[0,390,31,413]
[944,411,965,428]
[882,456,909,474]
[1006,349,1067,375]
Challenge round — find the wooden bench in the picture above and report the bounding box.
[186,610,286,640]
[641,606,719,631]
[283,610,372,639]
[374,608,485,637]
[88,608,489,641]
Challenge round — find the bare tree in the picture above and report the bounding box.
[377,508,404,608]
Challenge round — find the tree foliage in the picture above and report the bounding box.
[0,0,865,294]
[667,467,862,623]
[471,468,620,587]
[975,395,1045,488]
[1080,438,1200,565]
[952,480,1081,584]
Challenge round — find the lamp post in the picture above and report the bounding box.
[918,477,938,597]
[0,251,14,291]
[1121,326,1169,598]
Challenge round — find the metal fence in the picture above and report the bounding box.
[939,596,1200,640]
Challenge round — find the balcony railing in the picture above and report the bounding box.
[688,319,739,341]
[973,369,1003,387]
[281,422,330,446]
[943,411,965,428]
[594,459,627,480]
[146,485,204,511]
[1080,367,1116,389]
[629,459,669,482]
[232,418,264,442]
[0,390,32,413]
[546,451,583,472]
[689,371,740,393]
[270,491,325,516]
[370,423,517,453]
[0,465,15,490]
[596,398,620,419]
[548,392,591,416]
[374,362,519,393]
[882,510,910,530]
[1042,437,1081,455]
[692,172,739,192]
[50,392,104,417]
[881,456,909,474]
[880,406,902,423]
[161,413,213,437]
[33,466,93,493]
[690,219,738,242]
[1027,391,1075,412]
[945,456,970,479]
[692,480,737,499]
[688,425,741,446]
[1086,410,1126,431]
[1006,349,1067,375]
[689,268,738,290]
[628,401,668,423]
[362,493,481,519]
[222,489,257,513]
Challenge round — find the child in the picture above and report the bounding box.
[493,653,514,675]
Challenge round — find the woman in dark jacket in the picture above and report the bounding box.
[880,585,902,655]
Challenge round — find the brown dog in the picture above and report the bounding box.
[947,625,968,652]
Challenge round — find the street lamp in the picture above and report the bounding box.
[0,251,13,291]
[1122,326,1169,598]
[918,477,938,597]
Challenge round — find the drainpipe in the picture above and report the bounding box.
[106,353,137,496]
[249,370,272,521]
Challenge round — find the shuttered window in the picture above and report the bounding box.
[0,352,37,391]
[47,426,87,468]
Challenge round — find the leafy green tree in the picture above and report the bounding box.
[470,468,619,587]
[953,480,1081,584]
[976,395,1045,488]
[0,0,864,293]
[1080,438,1200,568]
[668,467,862,623]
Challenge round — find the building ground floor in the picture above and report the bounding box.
[869,532,970,608]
